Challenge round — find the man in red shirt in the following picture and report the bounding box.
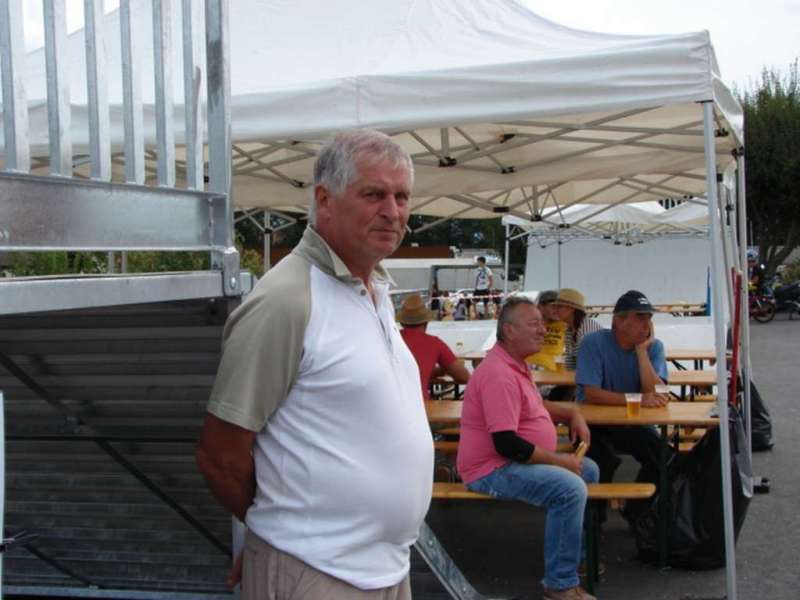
[398,294,470,400]
[457,296,599,600]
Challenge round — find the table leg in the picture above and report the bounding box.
[414,521,509,600]
[657,424,670,568]
[585,501,598,594]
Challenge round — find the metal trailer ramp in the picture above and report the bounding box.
[0,299,239,597]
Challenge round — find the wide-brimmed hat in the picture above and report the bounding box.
[613,290,655,314]
[398,293,436,325]
[554,288,586,312]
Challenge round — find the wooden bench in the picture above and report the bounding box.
[431,481,656,593]
[434,440,575,454]
[435,423,571,437]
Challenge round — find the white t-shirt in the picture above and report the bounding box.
[475,266,492,291]
[208,228,434,590]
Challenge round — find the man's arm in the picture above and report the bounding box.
[636,326,668,406]
[196,413,257,521]
[543,400,590,445]
[491,430,583,476]
[636,324,663,392]
[443,359,470,385]
[583,385,625,406]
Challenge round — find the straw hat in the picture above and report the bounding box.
[398,293,436,325]
[554,288,586,312]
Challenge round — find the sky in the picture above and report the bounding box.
[21,0,799,93]
[522,0,799,92]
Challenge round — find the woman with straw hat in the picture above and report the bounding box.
[553,289,603,372]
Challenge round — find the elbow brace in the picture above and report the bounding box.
[492,430,535,463]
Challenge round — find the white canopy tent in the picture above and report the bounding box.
[4,1,750,598]
[503,200,709,243]
[10,0,742,223]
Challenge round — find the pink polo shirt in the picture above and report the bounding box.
[456,343,558,484]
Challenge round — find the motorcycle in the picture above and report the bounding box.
[748,289,776,323]
[773,280,800,319]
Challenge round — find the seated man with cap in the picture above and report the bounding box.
[575,290,668,518]
[399,294,470,400]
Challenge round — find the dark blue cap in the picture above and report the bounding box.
[613,290,655,314]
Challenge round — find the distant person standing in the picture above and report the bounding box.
[747,249,767,293]
[473,256,494,319]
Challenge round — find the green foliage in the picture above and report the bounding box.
[239,248,265,278]
[7,251,107,276]
[124,251,209,272]
[782,259,800,284]
[741,61,800,277]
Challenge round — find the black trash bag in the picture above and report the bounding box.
[632,407,753,569]
[748,379,774,451]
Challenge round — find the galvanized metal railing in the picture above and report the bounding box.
[0,0,239,297]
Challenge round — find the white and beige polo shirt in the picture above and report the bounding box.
[208,226,434,590]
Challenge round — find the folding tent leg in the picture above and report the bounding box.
[414,522,513,600]
[702,100,738,600]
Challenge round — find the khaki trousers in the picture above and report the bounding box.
[242,530,412,600]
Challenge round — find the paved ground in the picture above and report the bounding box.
[421,315,800,600]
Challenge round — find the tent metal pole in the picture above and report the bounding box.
[702,101,737,600]
[557,242,562,289]
[264,210,271,273]
[736,154,753,459]
[503,223,510,295]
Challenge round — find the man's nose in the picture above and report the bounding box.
[379,194,403,221]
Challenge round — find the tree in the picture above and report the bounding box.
[741,62,800,277]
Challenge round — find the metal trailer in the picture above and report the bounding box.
[1,1,247,596]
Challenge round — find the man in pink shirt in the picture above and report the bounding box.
[457,296,599,600]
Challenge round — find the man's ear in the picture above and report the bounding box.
[314,185,330,222]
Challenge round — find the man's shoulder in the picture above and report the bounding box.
[581,328,609,348]
[226,254,312,330]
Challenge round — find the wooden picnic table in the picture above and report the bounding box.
[584,303,706,316]
[426,399,717,428]
[424,398,718,566]
[532,369,718,388]
[459,348,721,369]
[549,400,718,428]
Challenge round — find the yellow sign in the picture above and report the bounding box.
[526,321,567,372]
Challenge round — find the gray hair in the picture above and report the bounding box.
[496,295,536,342]
[309,130,414,224]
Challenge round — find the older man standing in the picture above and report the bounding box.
[196,130,433,600]
[457,296,599,600]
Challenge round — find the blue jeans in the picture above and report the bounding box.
[466,458,600,590]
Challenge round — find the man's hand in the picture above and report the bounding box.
[556,453,583,476]
[226,552,243,588]
[636,322,656,352]
[569,410,591,446]
[642,391,669,407]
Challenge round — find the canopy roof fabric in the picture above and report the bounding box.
[503,198,709,244]
[8,0,743,221]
